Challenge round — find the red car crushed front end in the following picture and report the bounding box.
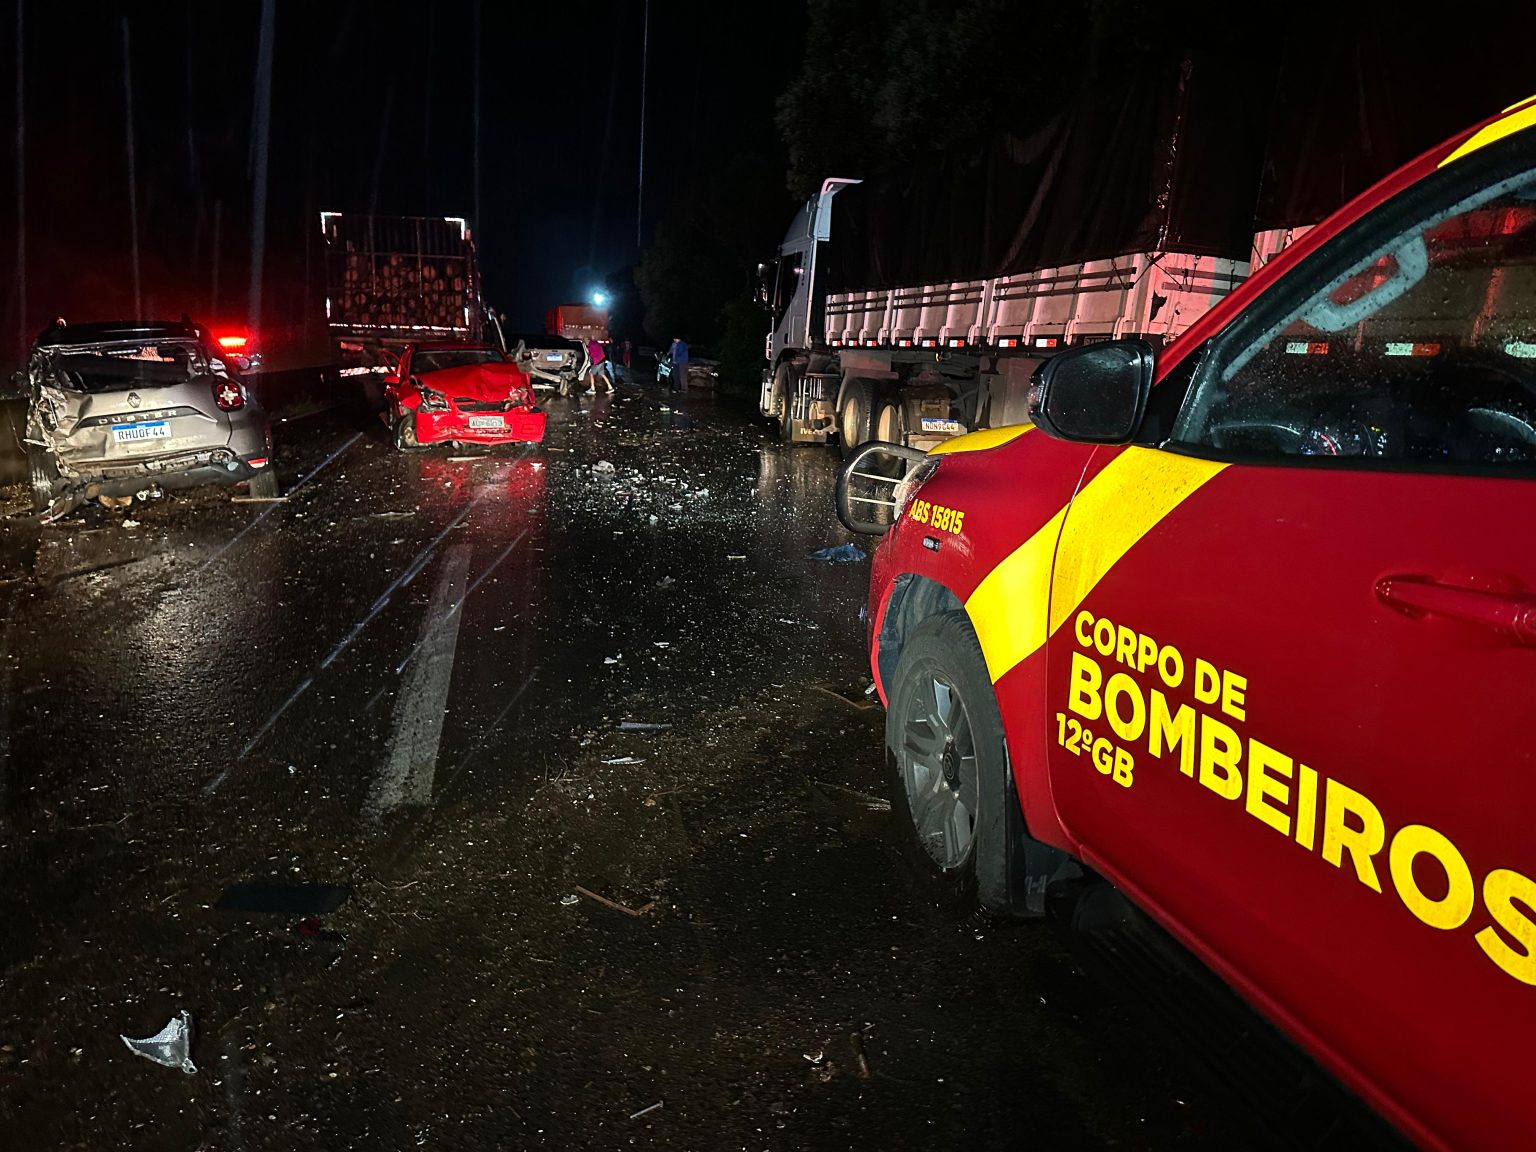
[395,350,547,446]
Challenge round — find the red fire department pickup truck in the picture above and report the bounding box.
[840,99,1536,1150]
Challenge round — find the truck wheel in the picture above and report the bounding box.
[245,467,280,499]
[874,393,908,447]
[837,378,876,457]
[772,364,799,444]
[394,412,421,451]
[27,446,59,513]
[885,611,1012,912]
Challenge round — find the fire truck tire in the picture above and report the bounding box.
[837,378,877,457]
[246,468,280,499]
[874,393,908,447]
[885,611,1011,913]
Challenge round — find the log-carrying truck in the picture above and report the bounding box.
[759,57,1304,451]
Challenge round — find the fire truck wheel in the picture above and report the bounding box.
[837,378,876,458]
[885,611,1009,912]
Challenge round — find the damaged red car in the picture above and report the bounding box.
[385,341,546,449]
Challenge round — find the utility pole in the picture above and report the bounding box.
[472,0,481,243]
[248,0,275,336]
[122,18,141,319]
[637,0,648,251]
[15,0,25,356]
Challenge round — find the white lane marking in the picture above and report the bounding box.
[364,544,471,820]
[392,529,528,675]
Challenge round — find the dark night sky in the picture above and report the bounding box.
[2,0,804,360]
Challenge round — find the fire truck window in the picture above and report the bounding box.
[1173,162,1536,472]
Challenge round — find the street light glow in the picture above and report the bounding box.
[591,290,609,308]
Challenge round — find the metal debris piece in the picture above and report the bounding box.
[629,1101,664,1120]
[618,721,671,732]
[560,894,580,906]
[602,756,646,765]
[726,554,747,561]
[576,886,656,918]
[120,1010,197,1074]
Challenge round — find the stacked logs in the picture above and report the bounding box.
[334,251,468,330]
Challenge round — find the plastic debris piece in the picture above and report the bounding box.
[560,894,580,906]
[604,655,622,665]
[121,519,141,529]
[619,721,672,732]
[120,1010,197,1074]
[726,554,747,561]
[295,917,345,943]
[668,503,683,512]
[656,577,676,589]
[653,641,670,649]
[602,756,646,765]
[809,543,867,563]
[592,460,616,473]
[776,618,818,629]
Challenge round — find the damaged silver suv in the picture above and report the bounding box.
[24,319,277,518]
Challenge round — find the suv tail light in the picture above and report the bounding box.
[214,379,246,411]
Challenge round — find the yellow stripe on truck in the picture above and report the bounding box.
[1440,98,1536,167]
[964,447,1228,684]
[965,506,1068,683]
[1047,448,1229,637]
[928,425,1033,456]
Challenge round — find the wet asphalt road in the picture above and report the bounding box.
[0,382,1255,1150]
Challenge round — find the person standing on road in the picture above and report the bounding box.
[584,337,613,395]
[668,335,689,393]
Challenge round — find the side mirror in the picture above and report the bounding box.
[1029,339,1155,444]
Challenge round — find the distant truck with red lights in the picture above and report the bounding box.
[544,304,609,346]
[319,212,493,376]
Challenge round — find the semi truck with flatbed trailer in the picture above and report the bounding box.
[759,57,1306,452]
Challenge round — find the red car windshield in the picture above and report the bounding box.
[412,348,503,374]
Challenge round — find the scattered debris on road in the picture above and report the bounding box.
[808,543,866,563]
[575,885,656,918]
[120,1010,197,1074]
[215,882,351,915]
[618,721,671,732]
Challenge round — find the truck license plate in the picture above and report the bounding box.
[468,415,506,430]
[112,421,171,443]
[920,417,964,434]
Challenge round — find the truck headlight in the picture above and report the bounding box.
[893,458,939,521]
